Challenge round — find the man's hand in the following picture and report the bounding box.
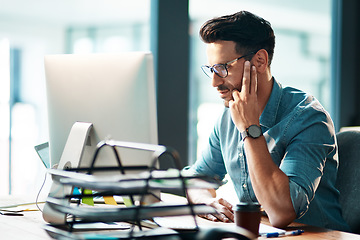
[229,61,260,131]
[187,188,234,223]
[199,197,234,222]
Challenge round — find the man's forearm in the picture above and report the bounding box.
[244,136,296,228]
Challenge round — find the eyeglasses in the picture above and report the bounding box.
[201,52,255,78]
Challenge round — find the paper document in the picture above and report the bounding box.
[154,215,286,235]
[259,223,286,235]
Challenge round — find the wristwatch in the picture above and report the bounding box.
[241,125,262,141]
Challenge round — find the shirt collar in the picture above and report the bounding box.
[260,77,282,129]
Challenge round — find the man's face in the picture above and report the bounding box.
[206,41,248,107]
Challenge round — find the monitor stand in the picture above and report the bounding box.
[43,122,92,224]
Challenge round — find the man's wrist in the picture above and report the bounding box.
[241,124,262,141]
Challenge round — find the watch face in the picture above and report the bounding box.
[248,125,262,138]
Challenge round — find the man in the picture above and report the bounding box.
[185,10,349,231]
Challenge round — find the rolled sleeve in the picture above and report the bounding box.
[288,180,310,217]
[279,108,335,218]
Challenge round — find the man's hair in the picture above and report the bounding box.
[199,11,275,65]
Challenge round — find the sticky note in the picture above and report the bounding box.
[103,196,118,205]
[123,197,133,207]
[82,189,94,206]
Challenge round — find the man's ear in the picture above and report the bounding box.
[252,49,268,73]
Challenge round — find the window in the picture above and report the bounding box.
[0,0,150,196]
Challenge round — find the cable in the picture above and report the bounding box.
[35,171,48,212]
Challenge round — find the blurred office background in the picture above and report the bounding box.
[0,0,358,197]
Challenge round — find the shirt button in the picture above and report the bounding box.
[239,152,243,158]
[243,183,247,189]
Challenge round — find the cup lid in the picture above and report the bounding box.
[233,202,261,211]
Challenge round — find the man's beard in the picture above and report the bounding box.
[218,85,241,108]
[224,99,230,108]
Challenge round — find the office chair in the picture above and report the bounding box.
[335,130,360,234]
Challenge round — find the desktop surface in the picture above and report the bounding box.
[1,195,360,240]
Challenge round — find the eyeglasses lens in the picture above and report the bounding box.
[213,65,227,78]
[202,65,227,78]
[201,66,212,78]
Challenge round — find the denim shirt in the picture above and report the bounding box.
[188,79,349,231]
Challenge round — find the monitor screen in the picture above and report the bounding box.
[44,52,158,172]
[43,52,159,224]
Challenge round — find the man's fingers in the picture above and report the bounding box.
[199,213,231,223]
[215,212,232,223]
[232,89,240,101]
[213,199,234,222]
[199,213,219,222]
[199,198,235,223]
[242,61,251,93]
[218,198,234,210]
[250,65,257,95]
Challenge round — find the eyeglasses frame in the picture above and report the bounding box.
[201,51,256,78]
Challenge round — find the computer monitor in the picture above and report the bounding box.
[45,52,158,169]
[43,52,158,223]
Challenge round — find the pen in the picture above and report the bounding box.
[262,229,304,238]
[0,211,24,216]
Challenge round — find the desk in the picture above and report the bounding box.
[259,217,359,240]
[0,206,50,240]
[1,198,359,240]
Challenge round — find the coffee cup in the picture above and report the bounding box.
[233,202,261,236]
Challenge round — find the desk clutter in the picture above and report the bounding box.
[43,140,254,240]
